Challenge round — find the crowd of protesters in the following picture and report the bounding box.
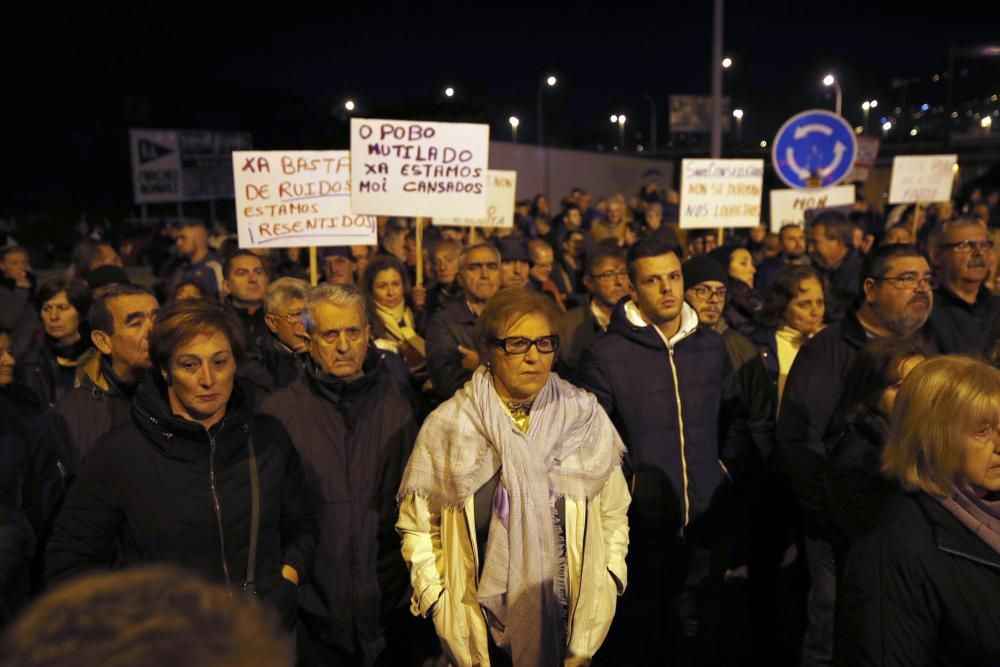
[1,180,1000,667]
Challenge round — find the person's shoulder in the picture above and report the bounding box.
[260,376,311,413]
[82,420,146,468]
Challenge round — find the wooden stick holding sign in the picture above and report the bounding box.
[717,228,724,247]
[468,227,477,244]
[415,218,425,287]
[911,203,921,241]
[309,247,318,286]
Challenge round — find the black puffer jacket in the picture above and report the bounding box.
[836,492,1000,666]
[45,376,318,627]
[261,348,421,664]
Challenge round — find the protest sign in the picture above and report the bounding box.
[232,150,376,249]
[679,159,764,229]
[350,118,489,218]
[769,185,856,232]
[846,136,880,183]
[888,154,958,204]
[433,170,516,228]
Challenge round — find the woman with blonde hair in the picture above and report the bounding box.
[835,355,1000,665]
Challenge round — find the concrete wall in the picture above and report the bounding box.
[488,142,674,204]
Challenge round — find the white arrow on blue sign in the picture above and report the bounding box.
[772,109,858,189]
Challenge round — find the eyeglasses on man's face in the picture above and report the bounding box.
[492,335,560,355]
[938,239,994,254]
[872,273,939,290]
[590,269,629,283]
[688,285,728,301]
[276,310,304,324]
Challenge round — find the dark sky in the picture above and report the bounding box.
[6,0,999,214]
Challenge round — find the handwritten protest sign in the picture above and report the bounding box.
[350,118,489,218]
[888,154,957,204]
[679,159,764,229]
[433,170,516,228]
[232,150,376,249]
[769,185,855,233]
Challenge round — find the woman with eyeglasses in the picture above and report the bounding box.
[824,338,927,559]
[752,265,826,406]
[835,356,1000,665]
[397,288,630,667]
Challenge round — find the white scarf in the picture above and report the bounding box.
[398,368,625,666]
[374,301,425,356]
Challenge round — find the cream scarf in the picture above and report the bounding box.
[374,301,425,356]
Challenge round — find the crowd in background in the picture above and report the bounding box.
[2,177,1000,666]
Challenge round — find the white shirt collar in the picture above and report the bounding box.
[624,299,700,348]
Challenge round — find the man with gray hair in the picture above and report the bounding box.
[263,277,310,390]
[425,242,502,400]
[924,215,1000,354]
[262,283,424,666]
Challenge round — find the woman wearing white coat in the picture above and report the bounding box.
[397,288,630,667]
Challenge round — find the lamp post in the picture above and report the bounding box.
[882,120,892,138]
[861,99,878,133]
[536,75,557,146]
[610,114,626,150]
[732,108,744,142]
[509,116,520,143]
[823,74,842,116]
[643,94,658,152]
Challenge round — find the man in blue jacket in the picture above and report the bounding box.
[579,235,753,667]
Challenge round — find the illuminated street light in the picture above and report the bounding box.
[444,87,454,97]
[509,116,520,143]
[611,114,626,150]
[823,74,842,116]
[983,116,993,129]
[722,57,733,69]
[344,100,356,112]
[910,128,919,136]
[732,109,744,141]
[760,140,767,148]
[537,75,558,145]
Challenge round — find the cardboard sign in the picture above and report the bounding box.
[433,170,517,228]
[679,159,764,229]
[769,185,856,232]
[232,150,377,249]
[888,154,958,204]
[846,135,880,183]
[350,118,489,218]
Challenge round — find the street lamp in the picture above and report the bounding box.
[609,114,626,150]
[537,75,558,146]
[981,116,992,130]
[732,108,744,142]
[722,57,733,69]
[882,121,892,137]
[823,74,842,116]
[344,100,356,112]
[444,87,454,98]
[509,116,520,143]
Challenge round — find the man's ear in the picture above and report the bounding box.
[221,279,231,297]
[91,329,113,356]
[863,277,877,303]
[264,313,278,335]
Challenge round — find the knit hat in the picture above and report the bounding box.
[682,254,729,288]
[495,236,529,263]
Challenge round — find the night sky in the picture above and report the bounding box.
[6,0,999,218]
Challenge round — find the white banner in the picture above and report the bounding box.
[888,154,958,204]
[350,118,489,218]
[769,185,856,232]
[679,159,764,229]
[232,150,376,249]
[433,170,516,228]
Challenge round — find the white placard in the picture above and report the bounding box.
[130,129,183,203]
[232,150,377,249]
[432,170,517,228]
[888,154,957,204]
[769,185,856,233]
[679,159,764,229]
[350,118,489,218]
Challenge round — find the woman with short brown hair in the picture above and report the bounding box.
[397,288,630,667]
[46,300,317,629]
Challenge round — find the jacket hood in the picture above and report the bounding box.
[607,297,700,350]
[131,371,255,463]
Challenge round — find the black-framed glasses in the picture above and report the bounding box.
[492,335,560,355]
[872,273,939,290]
[590,269,630,283]
[938,239,994,254]
[688,285,728,301]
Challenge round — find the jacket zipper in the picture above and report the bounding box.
[665,344,691,526]
[207,422,232,588]
[938,545,1000,570]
